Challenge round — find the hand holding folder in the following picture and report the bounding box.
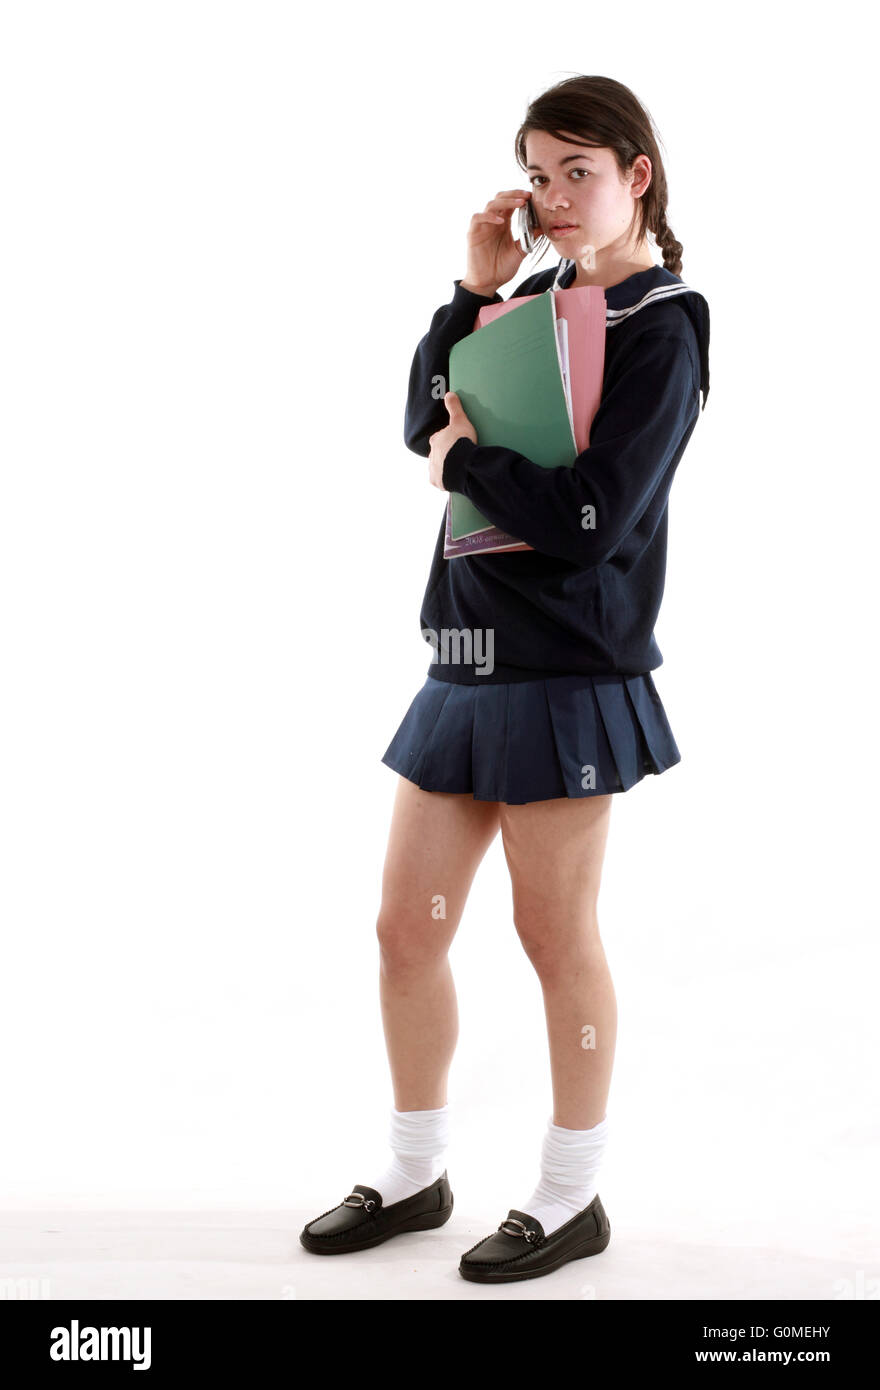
[443,284,606,558]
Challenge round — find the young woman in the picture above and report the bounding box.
[301,74,710,1284]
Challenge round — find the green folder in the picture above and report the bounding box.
[448,292,577,541]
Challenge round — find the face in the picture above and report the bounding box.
[524,130,651,261]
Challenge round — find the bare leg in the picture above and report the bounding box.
[499,794,615,1129]
[376,776,500,1111]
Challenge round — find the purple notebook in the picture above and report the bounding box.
[443,498,531,558]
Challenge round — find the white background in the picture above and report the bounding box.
[1,0,877,1293]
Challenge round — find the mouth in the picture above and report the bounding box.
[548,223,579,237]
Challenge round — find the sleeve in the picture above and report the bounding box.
[440,329,702,568]
[404,278,533,458]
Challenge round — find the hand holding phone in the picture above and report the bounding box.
[463,191,537,294]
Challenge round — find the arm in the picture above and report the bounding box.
[403,279,540,458]
[440,328,702,568]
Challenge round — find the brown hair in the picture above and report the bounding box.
[514,75,684,276]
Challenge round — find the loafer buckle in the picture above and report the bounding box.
[343,1192,376,1212]
[499,1217,537,1242]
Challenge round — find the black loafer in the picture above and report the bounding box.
[300,1171,453,1254]
[459,1194,610,1283]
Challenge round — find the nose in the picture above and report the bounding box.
[541,184,572,215]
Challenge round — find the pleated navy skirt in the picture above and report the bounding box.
[380,671,681,804]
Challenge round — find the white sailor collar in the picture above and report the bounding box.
[551,257,710,409]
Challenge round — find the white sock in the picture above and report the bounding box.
[519,1115,609,1237]
[367,1104,450,1207]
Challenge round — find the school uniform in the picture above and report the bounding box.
[381,255,711,804]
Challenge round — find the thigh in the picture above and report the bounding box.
[378,776,501,957]
[499,794,613,944]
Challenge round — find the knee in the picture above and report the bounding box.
[513,909,601,981]
[375,908,448,974]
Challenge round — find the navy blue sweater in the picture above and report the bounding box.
[404,256,710,684]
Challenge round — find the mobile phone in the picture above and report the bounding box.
[514,195,541,253]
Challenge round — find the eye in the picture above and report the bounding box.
[529,169,590,186]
